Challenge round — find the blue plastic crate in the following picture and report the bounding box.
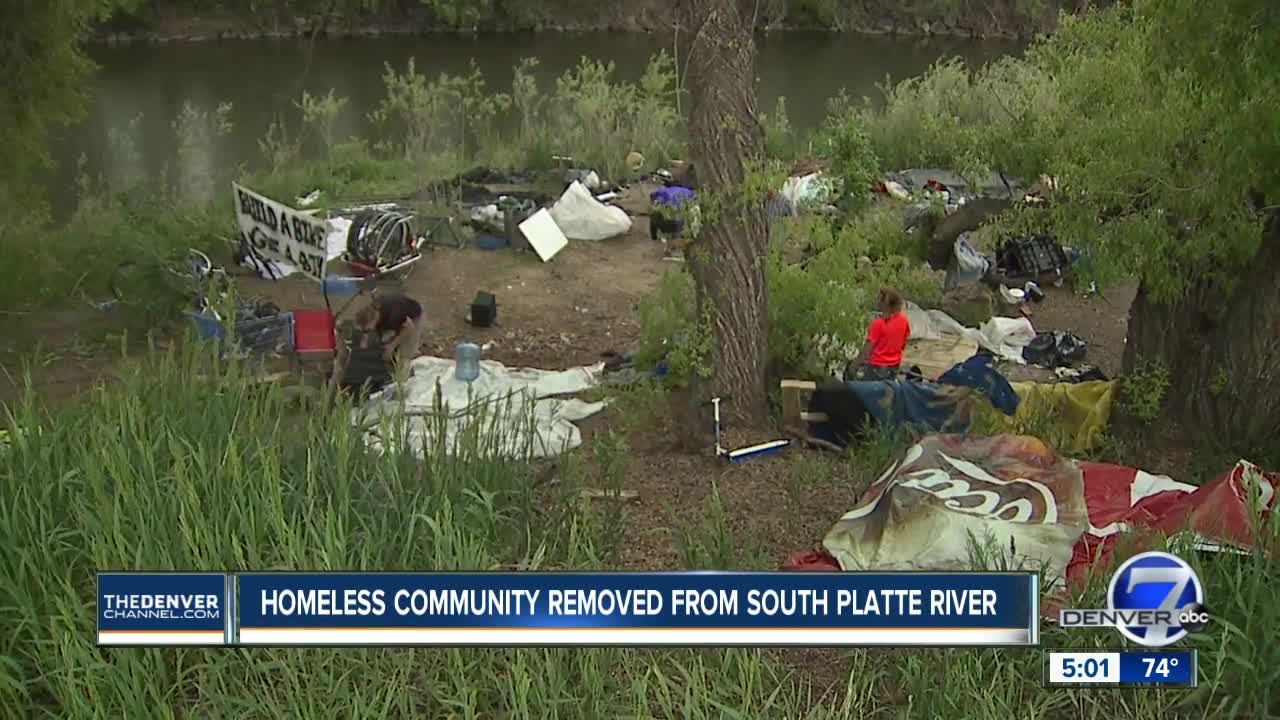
[186,311,295,353]
[186,311,226,340]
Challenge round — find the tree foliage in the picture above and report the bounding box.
[1,0,140,202]
[863,0,1280,300]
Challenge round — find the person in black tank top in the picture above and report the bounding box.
[355,293,425,367]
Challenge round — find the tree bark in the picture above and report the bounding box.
[1122,213,1280,455]
[678,0,772,443]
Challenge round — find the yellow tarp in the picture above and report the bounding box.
[986,380,1116,453]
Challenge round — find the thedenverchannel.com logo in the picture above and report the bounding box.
[97,573,231,646]
[1060,551,1210,647]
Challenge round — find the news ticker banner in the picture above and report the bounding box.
[97,571,1039,647]
[1043,650,1197,688]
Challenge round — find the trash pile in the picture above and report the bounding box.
[449,159,705,262]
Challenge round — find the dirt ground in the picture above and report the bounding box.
[0,190,1142,574]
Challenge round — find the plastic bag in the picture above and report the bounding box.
[945,234,991,290]
[1023,331,1089,368]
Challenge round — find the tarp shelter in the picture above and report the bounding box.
[356,356,607,459]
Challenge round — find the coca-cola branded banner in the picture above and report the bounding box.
[822,434,1090,588]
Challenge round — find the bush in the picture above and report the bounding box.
[815,93,880,213]
[541,53,683,179]
[635,268,711,382]
[768,214,943,377]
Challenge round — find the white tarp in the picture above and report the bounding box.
[904,301,1036,364]
[357,357,607,459]
[549,181,632,241]
[234,183,350,279]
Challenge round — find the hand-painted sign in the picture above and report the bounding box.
[232,183,330,281]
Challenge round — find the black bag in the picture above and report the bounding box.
[1023,331,1088,368]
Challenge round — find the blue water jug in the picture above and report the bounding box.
[454,342,481,382]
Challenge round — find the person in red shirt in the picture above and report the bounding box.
[850,288,911,381]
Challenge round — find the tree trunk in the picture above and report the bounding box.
[925,196,1011,270]
[678,0,772,443]
[1123,213,1280,455]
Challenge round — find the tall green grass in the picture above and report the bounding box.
[1,347,1276,718]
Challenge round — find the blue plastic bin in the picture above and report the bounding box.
[186,311,295,354]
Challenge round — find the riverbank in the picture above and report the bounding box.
[94,0,1067,45]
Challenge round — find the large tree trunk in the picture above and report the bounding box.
[678,0,772,442]
[1123,213,1280,454]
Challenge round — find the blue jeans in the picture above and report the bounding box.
[844,363,900,382]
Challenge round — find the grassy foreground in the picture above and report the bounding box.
[0,347,1276,719]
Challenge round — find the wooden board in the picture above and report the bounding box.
[780,380,825,427]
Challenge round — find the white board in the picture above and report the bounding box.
[518,208,569,262]
[232,183,332,281]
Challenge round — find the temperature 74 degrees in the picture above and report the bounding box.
[1142,656,1179,678]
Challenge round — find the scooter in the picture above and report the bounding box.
[707,396,790,463]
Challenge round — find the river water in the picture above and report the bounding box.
[53,32,1020,209]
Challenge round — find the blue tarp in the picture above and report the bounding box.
[937,352,1019,415]
[846,380,977,434]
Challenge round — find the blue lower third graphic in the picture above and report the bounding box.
[97,573,231,646]
[236,572,1039,647]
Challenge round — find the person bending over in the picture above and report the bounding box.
[850,288,911,381]
[356,293,424,368]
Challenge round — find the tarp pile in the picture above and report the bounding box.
[548,181,632,241]
[517,180,634,262]
[785,434,1278,594]
[356,356,607,459]
[904,301,1036,364]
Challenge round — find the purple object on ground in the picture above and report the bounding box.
[650,186,695,208]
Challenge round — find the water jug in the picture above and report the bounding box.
[454,342,481,382]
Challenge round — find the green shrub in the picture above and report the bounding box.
[768,214,943,377]
[541,53,683,179]
[635,268,712,383]
[1121,358,1172,422]
[815,94,880,213]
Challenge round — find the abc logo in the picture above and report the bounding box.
[1108,551,1206,647]
[1178,602,1211,632]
